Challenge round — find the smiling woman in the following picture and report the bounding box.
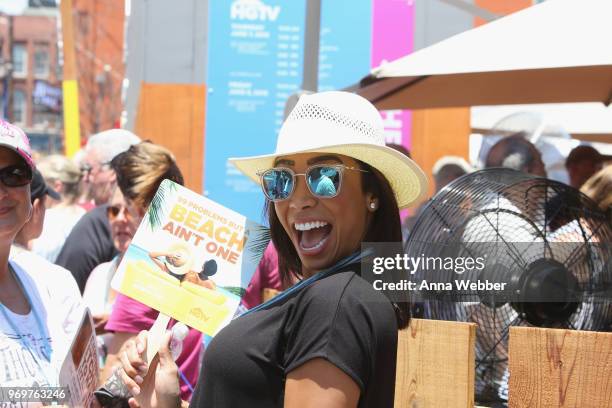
[0,120,83,394]
[117,92,428,408]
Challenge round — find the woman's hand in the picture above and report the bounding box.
[116,330,182,408]
[93,313,110,334]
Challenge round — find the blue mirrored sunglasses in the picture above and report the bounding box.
[257,164,368,202]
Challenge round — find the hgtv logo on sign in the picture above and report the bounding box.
[230,0,281,22]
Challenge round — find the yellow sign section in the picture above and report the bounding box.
[119,260,230,334]
[62,80,81,157]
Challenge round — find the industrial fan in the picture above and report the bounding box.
[405,168,612,405]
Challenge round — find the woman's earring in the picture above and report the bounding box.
[370,202,377,210]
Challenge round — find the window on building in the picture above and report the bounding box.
[32,104,60,130]
[33,110,44,128]
[33,111,49,128]
[29,0,58,7]
[13,89,26,125]
[12,44,27,76]
[34,45,49,77]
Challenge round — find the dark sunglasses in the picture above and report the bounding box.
[0,164,33,188]
[257,164,368,202]
[107,204,136,222]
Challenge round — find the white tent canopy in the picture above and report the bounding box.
[0,0,28,15]
[471,103,612,135]
[353,0,612,110]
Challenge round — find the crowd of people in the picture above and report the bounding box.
[0,90,610,407]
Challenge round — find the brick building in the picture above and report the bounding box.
[0,0,125,153]
[0,6,63,152]
[72,0,125,138]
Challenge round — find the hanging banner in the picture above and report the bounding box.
[204,0,306,221]
[204,1,416,219]
[318,0,371,93]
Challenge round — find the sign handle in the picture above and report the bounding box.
[147,313,171,363]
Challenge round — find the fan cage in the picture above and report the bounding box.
[405,168,612,404]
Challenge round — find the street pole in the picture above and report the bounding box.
[60,0,81,157]
[6,15,13,123]
[283,0,321,119]
[301,0,320,93]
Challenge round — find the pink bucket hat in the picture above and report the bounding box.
[0,120,34,169]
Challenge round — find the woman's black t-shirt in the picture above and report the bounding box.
[189,269,398,407]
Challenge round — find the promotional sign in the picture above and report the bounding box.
[59,309,98,408]
[33,80,63,112]
[318,0,371,93]
[204,0,306,221]
[112,180,270,336]
[204,1,416,220]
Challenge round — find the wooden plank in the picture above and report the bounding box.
[570,133,612,144]
[411,107,470,204]
[395,318,476,408]
[509,326,612,408]
[134,83,206,193]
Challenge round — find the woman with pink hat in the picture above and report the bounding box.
[0,120,83,393]
[117,91,428,408]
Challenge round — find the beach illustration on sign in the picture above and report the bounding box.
[149,242,218,290]
[112,179,270,336]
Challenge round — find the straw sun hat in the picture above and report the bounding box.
[164,242,193,276]
[229,91,428,209]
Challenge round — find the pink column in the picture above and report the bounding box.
[372,0,415,219]
[371,0,415,152]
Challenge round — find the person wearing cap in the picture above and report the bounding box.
[11,168,61,252]
[400,155,473,245]
[31,155,86,263]
[565,144,612,189]
[432,156,472,193]
[485,133,547,178]
[117,92,428,408]
[0,120,83,392]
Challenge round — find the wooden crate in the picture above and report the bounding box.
[395,318,476,408]
[508,326,612,408]
[395,321,612,408]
